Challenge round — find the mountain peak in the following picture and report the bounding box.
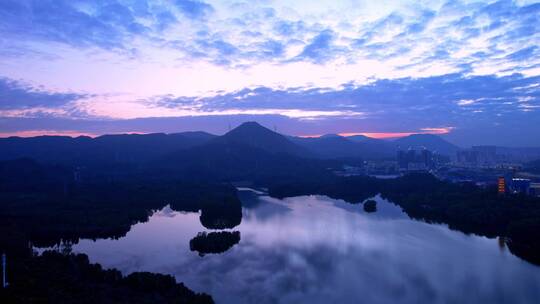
[225,121,276,136]
[403,133,438,139]
[394,133,460,155]
[238,121,264,128]
[220,121,306,156]
[346,134,371,143]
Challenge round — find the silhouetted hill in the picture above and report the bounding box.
[394,134,460,156]
[0,125,464,169]
[320,134,341,138]
[214,121,308,156]
[346,135,371,143]
[291,135,394,159]
[157,139,329,182]
[0,132,216,165]
[152,123,348,181]
[0,158,71,192]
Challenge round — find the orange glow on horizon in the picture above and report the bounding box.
[2,126,454,140]
[339,132,417,139]
[299,127,453,139]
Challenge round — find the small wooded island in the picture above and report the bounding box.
[363,199,377,213]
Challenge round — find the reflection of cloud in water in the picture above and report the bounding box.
[70,195,540,304]
[361,195,409,220]
[242,196,292,222]
[154,204,190,218]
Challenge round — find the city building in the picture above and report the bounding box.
[457,146,501,168]
[365,160,398,176]
[397,147,434,172]
[472,146,498,165]
[457,150,479,166]
[510,178,531,195]
[530,183,540,197]
[498,176,506,194]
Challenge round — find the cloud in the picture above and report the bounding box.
[1,0,539,73]
[0,0,145,50]
[506,46,538,62]
[456,99,476,106]
[174,0,213,19]
[296,30,338,63]
[0,77,86,110]
[154,10,179,31]
[402,10,435,35]
[274,20,307,37]
[0,0,539,147]
[1,69,539,146]
[258,40,285,58]
[59,72,532,125]
[134,73,540,141]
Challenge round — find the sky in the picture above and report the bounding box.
[0,0,539,146]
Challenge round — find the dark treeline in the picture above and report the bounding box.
[268,173,540,266]
[0,251,212,304]
[0,158,247,303]
[0,132,216,166]
[0,158,242,248]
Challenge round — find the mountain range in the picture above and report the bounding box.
[3,122,540,182]
[0,122,465,165]
[0,131,216,165]
[0,122,462,163]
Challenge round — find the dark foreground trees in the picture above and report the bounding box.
[0,251,213,304]
[0,159,244,303]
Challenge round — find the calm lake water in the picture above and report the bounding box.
[61,189,540,303]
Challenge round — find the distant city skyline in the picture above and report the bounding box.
[1,0,539,146]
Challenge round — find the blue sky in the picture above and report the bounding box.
[0,0,539,146]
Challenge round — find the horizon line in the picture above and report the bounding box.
[0,128,451,140]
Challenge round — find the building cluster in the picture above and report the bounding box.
[456,145,523,170]
[336,145,540,196]
[498,176,540,197]
[457,146,499,166]
[364,160,399,175]
[397,148,435,172]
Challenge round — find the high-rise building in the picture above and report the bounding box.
[421,149,434,168]
[456,150,479,166]
[397,147,434,172]
[498,176,506,194]
[397,150,407,170]
[472,146,497,165]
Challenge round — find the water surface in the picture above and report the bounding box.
[65,190,540,304]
